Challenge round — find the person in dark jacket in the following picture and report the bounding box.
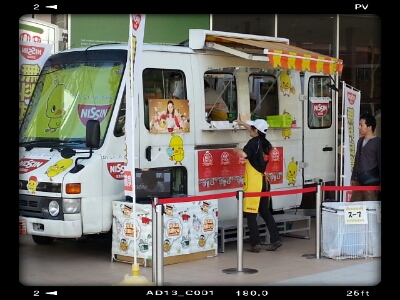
[233,118,282,252]
[350,113,381,201]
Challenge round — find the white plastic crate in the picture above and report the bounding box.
[321,201,381,260]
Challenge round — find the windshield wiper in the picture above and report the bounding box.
[20,139,86,151]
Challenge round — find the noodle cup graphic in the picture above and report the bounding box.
[202,215,216,234]
[165,205,174,216]
[121,204,132,217]
[200,201,211,213]
[166,217,182,239]
[123,219,141,240]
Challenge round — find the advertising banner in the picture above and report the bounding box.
[18,41,52,127]
[112,201,218,259]
[124,14,146,197]
[342,83,361,202]
[197,146,284,192]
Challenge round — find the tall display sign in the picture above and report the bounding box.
[341,82,361,202]
[18,41,52,128]
[123,14,146,265]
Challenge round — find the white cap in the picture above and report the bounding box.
[246,119,269,133]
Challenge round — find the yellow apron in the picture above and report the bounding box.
[243,160,263,213]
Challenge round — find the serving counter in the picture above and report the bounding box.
[111,199,218,266]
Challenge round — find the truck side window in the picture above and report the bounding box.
[308,76,332,129]
[142,69,186,130]
[204,72,236,122]
[248,74,278,119]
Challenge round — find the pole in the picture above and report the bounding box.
[155,200,164,286]
[315,181,322,259]
[222,190,257,274]
[152,197,158,282]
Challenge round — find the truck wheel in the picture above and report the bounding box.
[32,235,54,245]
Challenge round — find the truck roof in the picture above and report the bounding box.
[58,42,196,55]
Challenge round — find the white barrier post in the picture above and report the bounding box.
[315,181,322,259]
[303,180,322,259]
[155,200,164,285]
[151,197,158,282]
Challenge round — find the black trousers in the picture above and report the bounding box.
[246,178,280,246]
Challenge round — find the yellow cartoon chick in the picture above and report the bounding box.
[45,158,73,181]
[27,175,38,194]
[286,157,298,186]
[45,80,66,133]
[167,133,184,165]
[280,71,296,97]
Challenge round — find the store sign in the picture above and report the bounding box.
[344,205,368,224]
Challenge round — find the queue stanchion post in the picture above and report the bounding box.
[151,197,157,282]
[155,198,164,286]
[222,190,258,274]
[303,180,322,259]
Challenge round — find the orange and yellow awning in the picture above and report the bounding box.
[189,29,343,76]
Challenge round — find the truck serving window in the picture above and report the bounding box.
[308,76,332,129]
[249,74,278,119]
[204,71,237,122]
[142,69,187,130]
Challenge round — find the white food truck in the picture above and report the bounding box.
[19,29,343,245]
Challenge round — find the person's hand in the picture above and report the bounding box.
[234,119,246,126]
[350,180,358,186]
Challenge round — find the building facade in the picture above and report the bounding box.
[23,14,381,115]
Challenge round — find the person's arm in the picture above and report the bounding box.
[234,119,252,132]
[350,138,361,183]
[376,137,381,184]
[233,147,247,158]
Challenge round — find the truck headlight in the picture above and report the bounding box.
[48,200,60,217]
[63,198,81,214]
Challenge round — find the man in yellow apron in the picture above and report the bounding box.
[234,119,282,252]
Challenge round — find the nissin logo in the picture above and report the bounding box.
[19,158,49,174]
[78,104,111,126]
[20,45,45,60]
[107,162,125,180]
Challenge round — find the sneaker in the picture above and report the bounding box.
[247,244,261,253]
[265,240,282,251]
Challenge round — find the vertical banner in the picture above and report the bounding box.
[123,14,146,265]
[124,14,146,198]
[19,41,52,128]
[342,83,360,202]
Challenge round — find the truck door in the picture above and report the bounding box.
[137,52,195,169]
[302,73,336,184]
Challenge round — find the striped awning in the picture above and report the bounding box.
[189,30,343,76]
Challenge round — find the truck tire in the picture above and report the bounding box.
[32,235,54,245]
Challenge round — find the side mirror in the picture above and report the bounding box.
[86,120,100,149]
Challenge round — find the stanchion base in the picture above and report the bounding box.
[222,268,258,274]
[302,254,320,259]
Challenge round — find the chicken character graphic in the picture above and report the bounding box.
[286,157,298,186]
[45,158,73,181]
[279,70,295,97]
[282,109,292,139]
[27,176,38,194]
[45,78,66,132]
[167,133,184,165]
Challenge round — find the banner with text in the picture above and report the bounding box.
[342,83,360,202]
[124,14,146,198]
[19,41,52,127]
